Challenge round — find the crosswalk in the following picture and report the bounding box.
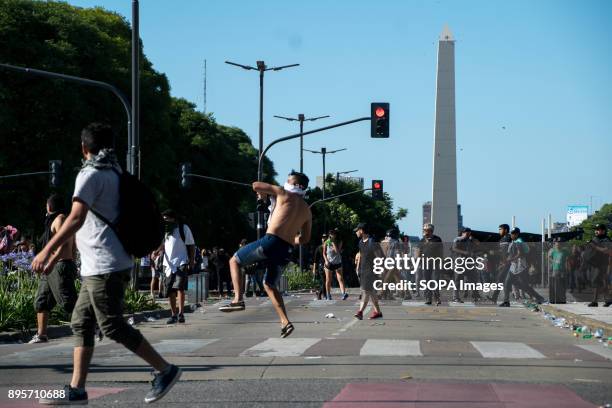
[2,338,610,361]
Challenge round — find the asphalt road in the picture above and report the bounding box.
[0,290,610,407]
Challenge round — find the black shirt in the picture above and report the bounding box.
[420,234,443,259]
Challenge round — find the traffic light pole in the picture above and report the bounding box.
[0,63,133,173]
[308,188,372,208]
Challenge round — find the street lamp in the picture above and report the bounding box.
[226,60,299,238]
[303,147,347,199]
[274,114,330,172]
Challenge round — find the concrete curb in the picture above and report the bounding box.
[0,306,190,343]
[541,304,612,339]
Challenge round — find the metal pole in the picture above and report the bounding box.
[0,63,132,168]
[321,148,326,199]
[547,213,552,240]
[299,114,305,172]
[257,62,265,239]
[540,218,546,287]
[511,215,516,229]
[130,0,139,176]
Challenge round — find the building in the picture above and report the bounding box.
[423,201,463,233]
[431,25,459,243]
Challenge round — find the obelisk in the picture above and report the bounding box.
[431,25,458,242]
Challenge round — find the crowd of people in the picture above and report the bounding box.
[2,121,610,405]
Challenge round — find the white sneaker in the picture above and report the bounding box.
[28,334,48,344]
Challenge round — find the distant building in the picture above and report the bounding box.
[552,222,569,234]
[423,201,463,233]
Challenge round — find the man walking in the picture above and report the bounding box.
[219,171,312,338]
[488,224,512,304]
[161,209,195,324]
[32,123,180,405]
[586,224,611,307]
[29,194,78,344]
[354,223,384,320]
[418,224,443,306]
[451,228,479,303]
[311,234,328,300]
[499,227,545,307]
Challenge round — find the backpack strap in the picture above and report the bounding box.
[179,223,186,243]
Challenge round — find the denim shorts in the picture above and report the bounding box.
[234,234,293,287]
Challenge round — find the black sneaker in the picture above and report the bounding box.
[587,302,598,307]
[144,364,182,404]
[604,301,611,307]
[498,301,511,307]
[39,385,88,405]
[219,301,245,312]
[166,315,178,324]
[424,301,432,305]
[178,314,185,323]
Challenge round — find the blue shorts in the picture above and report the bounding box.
[234,234,293,287]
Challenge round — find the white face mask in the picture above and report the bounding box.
[283,182,306,196]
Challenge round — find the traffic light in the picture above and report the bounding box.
[371,102,389,138]
[180,162,191,189]
[372,179,383,200]
[49,160,62,188]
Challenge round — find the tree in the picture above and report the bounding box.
[0,1,274,251]
[576,203,612,242]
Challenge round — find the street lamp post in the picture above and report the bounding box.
[304,147,347,199]
[273,114,330,172]
[226,60,299,238]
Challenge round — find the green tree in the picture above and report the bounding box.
[0,0,274,251]
[576,203,612,242]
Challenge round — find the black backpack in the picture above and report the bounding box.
[91,168,164,258]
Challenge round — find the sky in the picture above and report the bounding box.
[67,0,612,236]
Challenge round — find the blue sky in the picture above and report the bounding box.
[68,0,612,236]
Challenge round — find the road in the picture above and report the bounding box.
[0,291,611,407]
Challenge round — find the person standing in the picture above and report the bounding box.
[323,229,348,300]
[499,227,545,307]
[488,224,512,304]
[451,228,478,303]
[162,209,195,324]
[213,248,232,298]
[29,194,78,344]
[32,122,180,404]
[586,224,611,307]
[418,223,443,306]
[353,223,384,320]
[311,234,328,300]
[549,240,567,304]
[150,248,163,300]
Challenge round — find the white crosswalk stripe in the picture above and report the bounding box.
[151,339,218,354]
[0,342,74,362]
[360,339,422,356]
[470,341,545,359]
[240,338,320,357]
[577,344,612,360]
[307,299,336,307]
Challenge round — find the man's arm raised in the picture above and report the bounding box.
[252,181,284,197]
[32,200,89,274]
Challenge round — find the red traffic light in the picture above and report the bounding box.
[375,107,386,118]
[373,182,382,189]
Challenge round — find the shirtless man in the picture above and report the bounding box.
[29,194,78,343]
[219,171,312,338]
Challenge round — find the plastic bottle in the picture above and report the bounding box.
[581,326,592,339]
[594,328,604,339]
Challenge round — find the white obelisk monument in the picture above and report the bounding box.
[431,25,458,242]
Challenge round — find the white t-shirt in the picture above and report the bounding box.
[163,224,195,276]
[73,167,133,276]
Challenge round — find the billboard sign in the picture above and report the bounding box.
[567,205,588,227]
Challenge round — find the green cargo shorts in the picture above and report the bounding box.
[34,260,78,314]
[71,269,143,351]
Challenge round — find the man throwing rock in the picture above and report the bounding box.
[219,171,312,338]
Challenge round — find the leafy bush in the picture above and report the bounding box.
[284,263,317,291]
[0,269,160,333]
[124,288,161,314]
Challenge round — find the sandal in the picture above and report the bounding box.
[281,322,294,338]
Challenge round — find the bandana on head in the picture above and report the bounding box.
[283,182,306,196]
